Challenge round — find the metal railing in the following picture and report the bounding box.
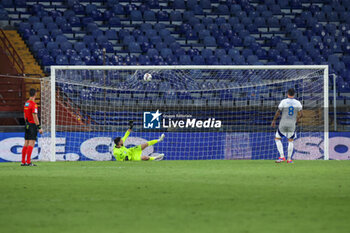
[0,29,25,74]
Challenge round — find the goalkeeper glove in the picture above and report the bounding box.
[128,120,134,130]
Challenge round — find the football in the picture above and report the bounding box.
[143,73,152,81]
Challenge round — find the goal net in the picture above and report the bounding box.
[40,65,328,161]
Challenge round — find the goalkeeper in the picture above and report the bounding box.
[113,121,165,161]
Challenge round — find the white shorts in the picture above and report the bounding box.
[275,128,296,139]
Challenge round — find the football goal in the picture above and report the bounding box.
[39,65,328,161]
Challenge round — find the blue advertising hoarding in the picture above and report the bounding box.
[0,132,349,162]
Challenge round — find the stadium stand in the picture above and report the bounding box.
[0,0,349,130]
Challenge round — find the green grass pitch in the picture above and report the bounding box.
[0,160,349,233]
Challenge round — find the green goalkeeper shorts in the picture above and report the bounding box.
[129,145,142,161]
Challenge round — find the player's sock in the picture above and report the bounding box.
[21,146,27,164]
[158,134,165,142]
[147,134,165,146]
[147,140,158,146]
[288,141,294,160]
[26,146,34,164]
[275,139,284,158]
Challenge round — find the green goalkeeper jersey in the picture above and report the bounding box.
[113,130,142,161]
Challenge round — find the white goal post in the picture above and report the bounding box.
[41,65,329,162]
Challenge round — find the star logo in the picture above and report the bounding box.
[150,110,162,122]
[143,110,162,129]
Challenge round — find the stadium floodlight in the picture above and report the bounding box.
[40,65,328,162]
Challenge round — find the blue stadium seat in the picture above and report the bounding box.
[215,49,226,58]
[83,35,94,45]
[123,35,135,45]
[163,35,175,45]
[42,54,54,66]
[232,54,245,64]
[69,16,81,26]
[138,55,151,65]
[131,10,142,21]
[28,35,40,46]
[247,55,259,64]
[61,23,72,33]
[46,41,59,52]
[150,36,162,44]
[105,29,118,40]
[33,22,44,31]
[141,42,151,52]
[193,55,205,65]
[137,35,148,44]
[72,3,85,14]
[109,17,121,27]
[37,48,48,59]
[90,10,104,20]
[86,23,98,33]
[155,42,166,50]
[42,16,54,25]
[187,0,197,9]
[1,0,13,7]
[100,41,115,53]
[230,36,242,47]
[28,16,40,24]
[159,29,171,38]
[55,16,66,25]
[140,23,152,32]
[70,54,82,65]
[63,9,75,19]
[200,0,211,9]
[170,11,182,21]
[85,4,97,14]
[219,55,232,65]
[144,10,156,21]
[145,29,157,38]
[103,10,115,21]
[56,55,69,65]
[160,48,172,57]
[174,0,185,9]
[128,42,141,53]
[157,11,169,21]
[203,36,216,47]
[96,35,108,44]
[183,11,194,21]
[112,4,124,15]
[79,48,91,58]
[216,4,229,14]
[179,55,192,65]
[147,48,158,57]
[74,42,85,53]
[82,17,94,26]
[56,35,68,44]
[50,48,62,58]
[169,42,181,52]
[47,22,58,31]
[32,41,44,52]
[19,22,31,33]
[60,41,72,52]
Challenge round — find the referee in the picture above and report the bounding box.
[21,88,43,166]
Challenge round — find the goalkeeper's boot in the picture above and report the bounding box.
[275,157,286,163]
[154,154,164,161]
[287,160,293,164]
[20,163,27,166]
[27,163,37,166]
[158,134,165,142]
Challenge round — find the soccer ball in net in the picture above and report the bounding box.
[143,73,152,82]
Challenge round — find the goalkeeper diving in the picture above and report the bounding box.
[113,121,165,161]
